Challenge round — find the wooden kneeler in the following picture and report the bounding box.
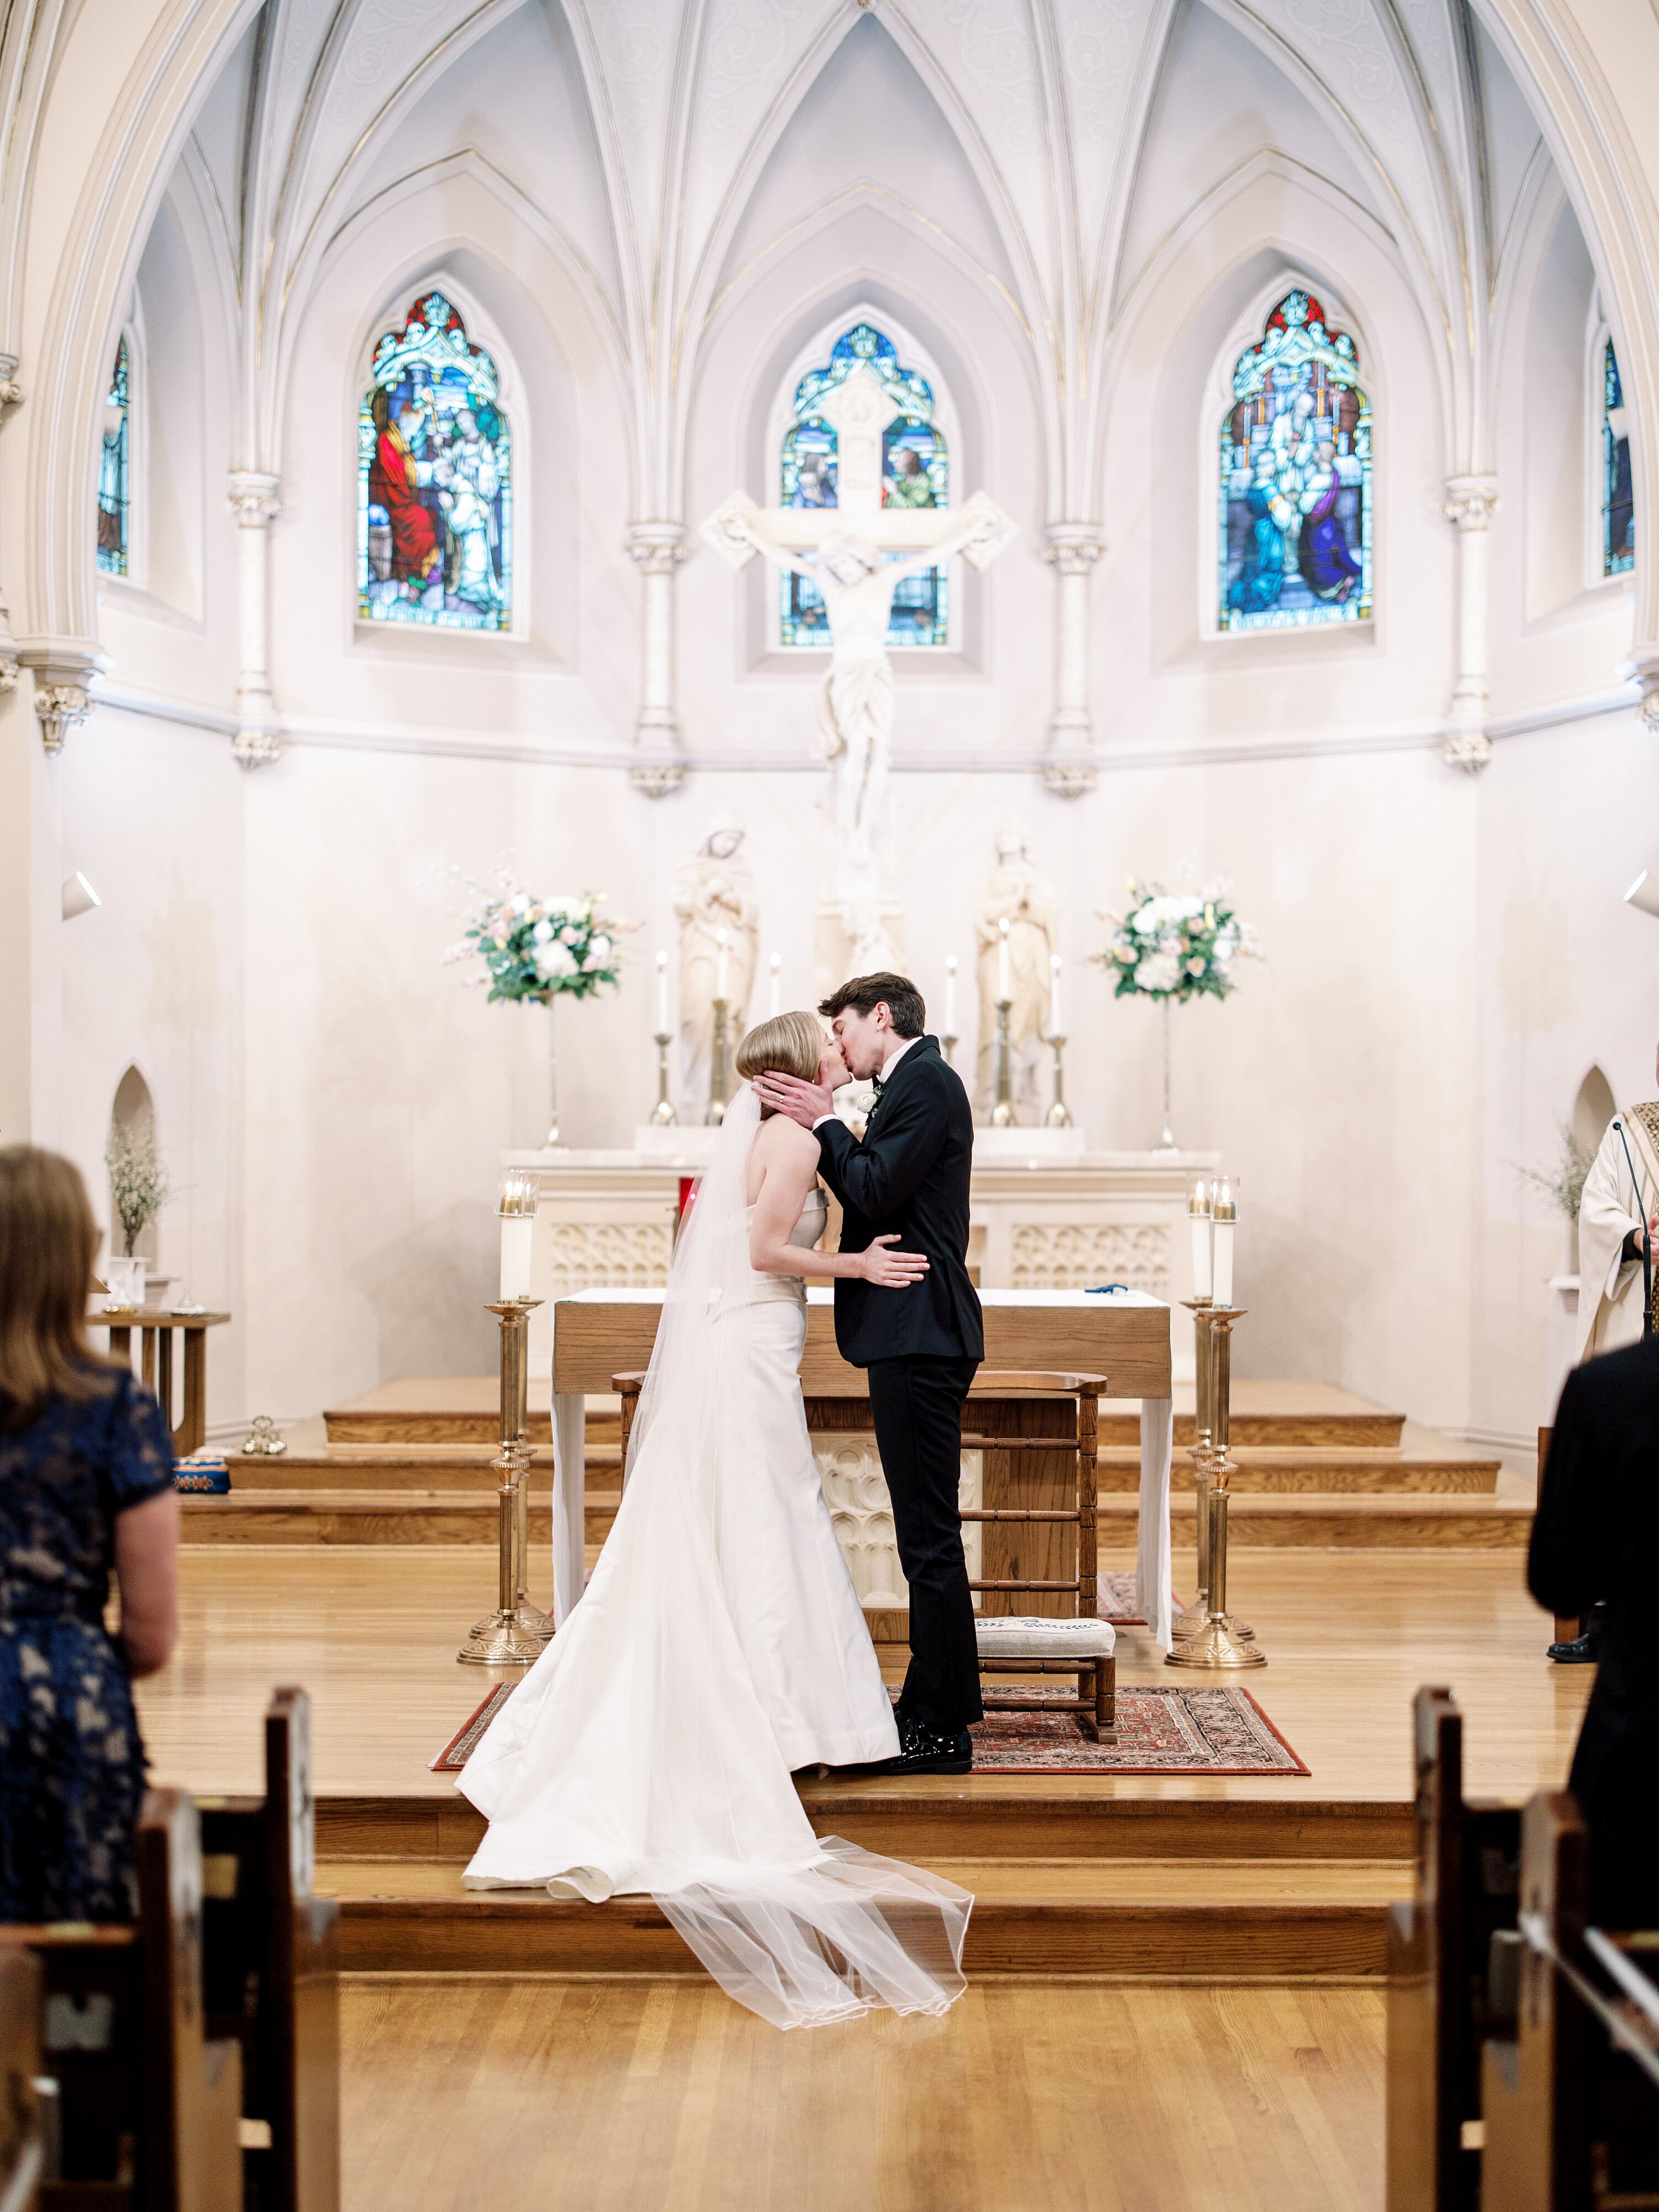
[614,1364,1117,1744]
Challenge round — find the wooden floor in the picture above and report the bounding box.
[340,1977,1386,2212]
[136,1543,1587,1808]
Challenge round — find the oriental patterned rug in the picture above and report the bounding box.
[1096,1572,1189,1627]
[431,1681,1306,1778]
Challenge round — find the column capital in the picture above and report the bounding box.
[626,520,689,575]
[1625,645,1659,733]
[1041,521,1104,574]
[1441,474,1499,531]
[18,639,102,755]
[0,354,23,417]
[228,470,283,526]
[1442,726,1493,774]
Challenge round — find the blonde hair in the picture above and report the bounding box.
[735,1011,825,1115]
[0,1146,117,1423]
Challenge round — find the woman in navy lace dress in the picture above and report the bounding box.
[0,1147,179,1921]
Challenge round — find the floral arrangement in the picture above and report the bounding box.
[1517,1123,1596,1223]
[105,1129,170,1256]
[445,872,629,1004]
[1093,878,1259,1002]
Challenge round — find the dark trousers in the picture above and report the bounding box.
[866,1354,982,1731]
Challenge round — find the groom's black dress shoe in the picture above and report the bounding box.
[868,1715,974,1777]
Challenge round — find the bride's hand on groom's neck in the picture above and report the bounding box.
[754,1071,834,1129]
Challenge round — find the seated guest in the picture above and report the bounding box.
[1528,1334,1659,1928]
[0,1147,179,1921]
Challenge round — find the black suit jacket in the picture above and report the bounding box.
[1528,1337,1659,1856]
[815,1035,984,1368]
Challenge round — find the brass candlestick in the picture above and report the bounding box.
[1171,1298,1214,1640]
[705,999,729,1126]
[460,1296,553,1666]
[650,1031,676,1125]
[1166,1306,1264,1669]
[1045,1034,1073,1127]
[990,999,1015,1127]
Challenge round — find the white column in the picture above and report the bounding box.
[228,471,283,769]
[1041,523,1103,796]
[1441,475,1499,774]
[627,521,687,796]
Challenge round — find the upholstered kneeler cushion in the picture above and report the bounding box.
[973,1616,1115,1659]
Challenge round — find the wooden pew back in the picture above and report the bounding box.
[0,1945,43,2212]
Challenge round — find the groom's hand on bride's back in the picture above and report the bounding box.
[754,1071,835,1126]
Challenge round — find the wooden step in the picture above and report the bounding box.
[316,1853,1400,1978]
[1113,1493,1531,1549]
[1094,1424,1500,1495]
[316,1788,1415,1865]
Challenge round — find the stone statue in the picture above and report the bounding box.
[675,817,759,1108]
[975,821,1059,1120]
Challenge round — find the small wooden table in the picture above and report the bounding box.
[98,1309,230,1457]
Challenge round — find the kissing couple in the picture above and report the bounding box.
[459,972,985,2028]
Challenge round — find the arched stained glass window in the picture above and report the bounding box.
[358,290,512,632]
[779,321,950,648]
[1603,340,1634,577]
[97,338,130,577]
[1219,290,1371,632]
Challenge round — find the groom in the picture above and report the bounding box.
[755,972,984,1776]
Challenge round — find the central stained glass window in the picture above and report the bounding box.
[1219,290,1372,633]
[1603,340,1634,577]
[778,321,950,648]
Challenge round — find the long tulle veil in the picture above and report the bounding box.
[619,1083,973,2028]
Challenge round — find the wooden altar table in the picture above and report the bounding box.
[99,1307,230,1456]
[550,1288,1175,1647]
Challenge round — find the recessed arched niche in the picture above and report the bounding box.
[108,1064,159,1262]
[1571,1065,1616,1157]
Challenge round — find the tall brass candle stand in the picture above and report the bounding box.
[650,1031,676,1125]
[990,999,1015,1126]
[705,999,729,1126]
[1045,1035,1073,1127]
[1166,1307,1265,1669]
[460,1296,554,1666]
[1171,1297,1214,1640]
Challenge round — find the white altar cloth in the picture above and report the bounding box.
[550,1287,1176,1651]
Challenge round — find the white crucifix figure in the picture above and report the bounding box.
[701,364,1018,940]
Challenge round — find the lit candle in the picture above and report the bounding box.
[1188,1176,1213,1302]
[655,948,669,1035]
[1049,953,1063,1037]
[945,954,958,1035]
[498,1173,536,1301]
[997,917,1010,1003]
[716,928,729,1003]
[769,952,781,1017]
[1212,1176,1237,1307]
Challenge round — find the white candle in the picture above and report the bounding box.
[498,1176,536,1301]
[945,954,958,1035]
[1188,1177,1213,1301]
[655,948,669,1035]
[997,917,1010,1003]
[1049,953,1063,1037]
[1212,1176,1237,1307]
[769,952,781,1017]
[716,928,729,1002]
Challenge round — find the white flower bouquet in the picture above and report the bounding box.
[446,872,630,1005]
[1094,878,1259,1003]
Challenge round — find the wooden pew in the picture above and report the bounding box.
[1481,1792,1659,2212]
[0,1787,243,2212]
[199,1688,340,2212]
[1386,1687,1522,2212]
[0,1945,43,2212]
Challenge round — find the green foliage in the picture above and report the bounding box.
[105,1129,170,1256]
[1517,1122,1596,1224]
[445,873,628,1006]
[1092,879,1259,1004]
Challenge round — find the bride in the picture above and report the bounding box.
[458,1010,972,2027]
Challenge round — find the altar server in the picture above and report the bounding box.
[1574,1049,1659,1364]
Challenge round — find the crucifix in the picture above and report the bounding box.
[701,363,1018,966]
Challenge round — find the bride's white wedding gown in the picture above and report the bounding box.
[458,1084,971,2028]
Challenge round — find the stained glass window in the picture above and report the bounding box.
[1219,290,1371,632]
[96,338,129,577]
[778,321,950,648]
[1603,340,1634,577]
[358,291,512,631]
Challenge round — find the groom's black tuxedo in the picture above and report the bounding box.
[815,1034,984,1732]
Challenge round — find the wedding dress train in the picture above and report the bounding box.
[458,1084,971,2028]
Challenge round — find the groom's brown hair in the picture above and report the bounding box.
[818,972,925,1038]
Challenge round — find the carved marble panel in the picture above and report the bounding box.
[1009,1220,1171,1293]
[813,1433,981,1613]
[546,1220,672,1296]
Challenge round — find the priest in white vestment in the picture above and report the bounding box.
[1574,1051,1659,1364]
